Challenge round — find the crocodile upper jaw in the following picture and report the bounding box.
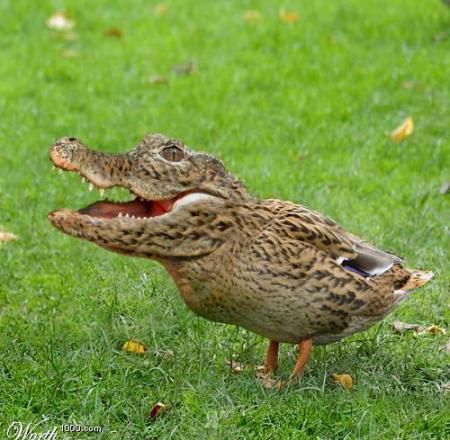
[48,136,220,222]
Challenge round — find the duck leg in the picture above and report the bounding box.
[290,338,313,378]
[256,340,283,389]
[263,340,280,373]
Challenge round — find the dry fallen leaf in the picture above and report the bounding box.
[278,8,300,23]
[332,373,353,390]
[61,31,79,42]
[433,31,449,43]
[416,325,447,336]
[445,340,450,354]
[393,321,424,334]
[172,61,197,76]
[148,75,169,85]
[440,181,450,195]
[47,12,75,31]
[104,27,123,38]
[257,371,283,390]
[393,321,446,336]
[0,232,18,243]
[226,360,283,388]
[243,10,263,22]
[390,116,414,142]
[226,359,247,374]
[401,80,420,90]
[442,383,450,393]
[155,348,174,360]
[227,360,268,374]
[122,339,147,354]
[154,3,169,16]
[61,49,79,58]
[149,402,171,419]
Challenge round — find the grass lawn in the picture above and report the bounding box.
[0,0,449,438]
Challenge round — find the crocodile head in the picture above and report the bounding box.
[48,134,249,258]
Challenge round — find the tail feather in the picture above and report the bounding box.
[398,269,433,292]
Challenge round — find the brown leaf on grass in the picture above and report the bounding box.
[47,12,75,31]
[390,116,414,142]
[442,383,450,393]
[445,340,450,354]
[227,360,283,388]
[122,339,147,354]
[332,373,353,390]
[243,10,263,22]
[155,349,174,360]
[60,32,79,42]
[440,181,450,195]
[256,371,283,390]
[416,325,447,336]
[61,49,79,58]
[226,359,247,374]
[393,321,446,336]
[104,27,123,38]
[149,402,171,419]
[148,75,169,85]
[0,232,18,243]
[278,8,300,23]
[433,31,449,43]
[172,61,197,76]
[393,321,424,334]
[154,3,169,16]
[227,360,266,374]
[401,81,420,90]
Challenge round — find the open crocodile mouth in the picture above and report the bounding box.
[50,170,212,220]
[77,194,189,220]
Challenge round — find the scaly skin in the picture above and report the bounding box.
[48,134,433,377]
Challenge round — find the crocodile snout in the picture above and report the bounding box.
[50,137,86,171]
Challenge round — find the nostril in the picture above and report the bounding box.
[68,137,77,142]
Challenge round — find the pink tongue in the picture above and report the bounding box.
[78,198,176,219]
[79,200,152,218]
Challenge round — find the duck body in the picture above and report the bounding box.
[48,134,433,376]
[160,198,429,345]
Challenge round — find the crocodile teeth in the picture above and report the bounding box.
[99,188,105,197]
[88,183,93,192]
[58,169,63,175]
[118,212,123,217]
[81,177,86,183]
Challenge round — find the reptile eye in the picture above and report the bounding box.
[161,145,185,162]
